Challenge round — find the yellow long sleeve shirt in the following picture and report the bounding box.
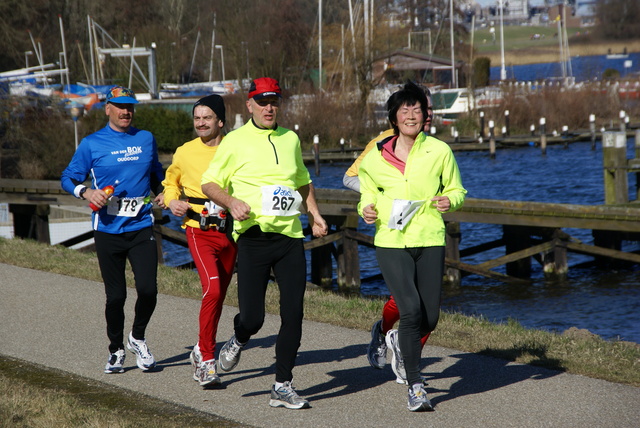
[201,120,311,239]
[162,136,221,229]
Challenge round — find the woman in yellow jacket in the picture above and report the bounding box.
[358,81,466,412]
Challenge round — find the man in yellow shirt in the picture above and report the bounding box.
[159,94,237,388]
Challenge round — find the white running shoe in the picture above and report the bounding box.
[104,349,125,374]
[197,359,222,387]
[367,319,387,369]
[407,383,433,412]
[269,381,310,409]
[385,329,406,383]
[190,343,203,382]
[126,332,156,371]
[218,335,245,372]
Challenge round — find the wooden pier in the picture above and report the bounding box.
[2,129,640,290]
[309,188,640,288]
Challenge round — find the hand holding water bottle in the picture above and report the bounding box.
[89,180,120,211]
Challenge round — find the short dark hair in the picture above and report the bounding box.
[386,81,429,135]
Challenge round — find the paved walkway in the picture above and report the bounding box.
[1,263,638,427]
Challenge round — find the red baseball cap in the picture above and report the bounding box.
[248,77,282,100]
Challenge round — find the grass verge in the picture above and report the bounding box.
[0,356,244,428]
[473,25,640,66]
[0,237,638,425]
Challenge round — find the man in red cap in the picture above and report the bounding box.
[201,77,328,409]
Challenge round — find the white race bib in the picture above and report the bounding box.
[204,200,222,216]
[387,199,425,230]
[107,196,146,217]
[261,185,302,216]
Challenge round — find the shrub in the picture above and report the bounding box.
[0,98,77,179]
[281,93,380,150]
[602,68,620,81]
[473,57,491,88]
[133,106,193,153]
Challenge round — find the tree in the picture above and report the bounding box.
[596,0,640,40]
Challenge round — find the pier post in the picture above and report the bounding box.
[592,229,622,267]
[504,225,531,278]
[489,120,496,158]
[311,215,337,288]
[619,110,626,133]
[335,214,361,289]
[313,134,320,176]
[539,117,547,155]
[636,129,640,200]
[589,114,596,150]
[479,111,485,139]
[9,203,51,244]
[542,228,568,280]
[504,110,510,136]
[602,131,628,205]
[445,221,461,285]
[311,243,333,288]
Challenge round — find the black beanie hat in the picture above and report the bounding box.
[193,94,226,124]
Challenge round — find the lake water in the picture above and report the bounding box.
[490,52,639,82]
[162,139,640,344]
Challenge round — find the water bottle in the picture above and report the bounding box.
[218,210,227,232]
[200,207,210,231]
[89,181,119,211]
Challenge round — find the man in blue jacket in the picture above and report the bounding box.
[61,86,164,374]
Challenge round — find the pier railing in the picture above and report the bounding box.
[2,129,640,291]
[3,184,640,290]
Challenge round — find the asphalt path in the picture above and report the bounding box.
[1,263,638,427]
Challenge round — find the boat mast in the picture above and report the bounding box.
[319,0,322,91]
[188,29,201,83]
[562,3,572,78]
[208,13,216,82]
[450,0,457,88]
[499,0,506,81]
[58,15,70,88]
[88,16,95,85]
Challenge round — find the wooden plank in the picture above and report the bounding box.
[343,228,374,247]
[445,258,531,285]
[565,241,640,264]
[459,238,504,257]
[58,230,94,248]
[304,232,342,250]
[477,241,555,270]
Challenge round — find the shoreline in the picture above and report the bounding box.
[482,39,640,67]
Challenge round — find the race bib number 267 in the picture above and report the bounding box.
[261,185,302,216]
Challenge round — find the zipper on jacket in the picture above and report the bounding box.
[268,135,279,164]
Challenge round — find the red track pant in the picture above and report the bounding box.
[186,226,238,362]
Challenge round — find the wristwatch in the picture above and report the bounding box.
[79,187,88,200]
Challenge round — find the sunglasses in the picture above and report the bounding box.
[255,98,280,107]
